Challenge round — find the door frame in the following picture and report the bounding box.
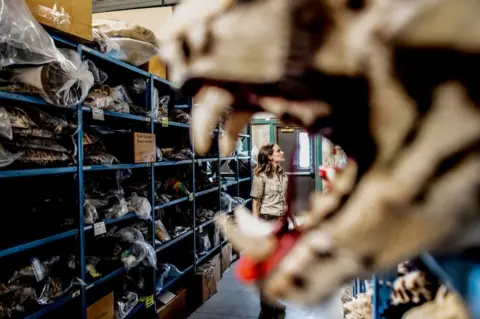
[251,119,323,191]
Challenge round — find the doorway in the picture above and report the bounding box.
[276,125,316,213]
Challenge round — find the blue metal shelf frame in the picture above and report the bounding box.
[0,30,254,319]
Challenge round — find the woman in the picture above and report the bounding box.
[250,143,297,319]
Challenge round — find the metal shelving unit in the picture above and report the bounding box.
[0,31,252,319]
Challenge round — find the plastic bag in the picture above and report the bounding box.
[0,0,63,67]
[13,127,61,140]
[17,148,73,166]
[103,195,128,219]
[84,85,130,114]
[115,291,138,319]
[85,150,120,166]
[121,240,156,269]
[0,107,12,140]
[155,220,171,243]
[127,194,151,220]
[114,227,145,242]
[3,138,69,153]
[28,107,77,135]
[37,277,73,305]
[6,107,37,130]
[10,49,94,107]
[86,60,108,85]
[197,233,211,253]
[156,264,183,292]
[92,28,120,54]
[84,200,99,224]
[93,20,159,47]
[220,192,234,212]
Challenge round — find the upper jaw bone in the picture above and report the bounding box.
[191,86,234,155]
[215,206,277,261]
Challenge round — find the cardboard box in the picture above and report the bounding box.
[212,254,222,283]
[156,288,187,319]
[221,243,233,273]
[25,0,92,41]
[87,292,114,319]
[133,132,156,163]
[195,264,217,304]
[146,56,168,80]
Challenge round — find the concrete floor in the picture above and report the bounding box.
[189,263,343,319]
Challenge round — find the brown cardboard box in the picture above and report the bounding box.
[133,132,156,163]
[87,292,114,319]
[196,264,217,304]
[25,0,92,41]
[156,288,187,319]
[147,56,168,80]
[221,243,233,273]
[212,254,222,283]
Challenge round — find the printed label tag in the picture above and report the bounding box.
[145,295,155,308]
[92,108,105,121]
[161,117,169,127]
[188,193,194,201]
[31,258,45,282]
[94,222,107,236]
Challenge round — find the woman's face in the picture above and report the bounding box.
[269,144,285,163]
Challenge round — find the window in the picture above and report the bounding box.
[297,132,311,169]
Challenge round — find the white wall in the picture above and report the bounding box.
[93,7,173,38]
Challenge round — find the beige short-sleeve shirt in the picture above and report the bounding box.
[250,172,288,216]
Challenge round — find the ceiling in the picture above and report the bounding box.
[92,0,178,13]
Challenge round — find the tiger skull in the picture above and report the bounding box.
[159,0,480,307]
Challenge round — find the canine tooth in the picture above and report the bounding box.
[191,86,233,154]
[220,111,254,157]
[215,213,276,261]
[234,206,276,236]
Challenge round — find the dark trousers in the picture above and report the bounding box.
[259,295,286,319]
[258,214,287,319]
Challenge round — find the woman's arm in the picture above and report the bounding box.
[252,198,261,217]
[250,175,265,217]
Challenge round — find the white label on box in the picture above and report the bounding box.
[92,108,105,121]
[94,222,107,236]
[158,290,176,305]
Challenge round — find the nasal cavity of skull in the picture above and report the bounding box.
[181,36,192,63]
[346,0,365,11]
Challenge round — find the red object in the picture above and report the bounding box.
[235,230,302,283]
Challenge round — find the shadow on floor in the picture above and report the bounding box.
[189,263,343,319]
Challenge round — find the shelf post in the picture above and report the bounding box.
[76,43,87,319]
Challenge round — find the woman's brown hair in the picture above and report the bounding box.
[254,143,283,177]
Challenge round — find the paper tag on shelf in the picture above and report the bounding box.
[161,117,169,127]
[188,193,194,201]
[94,222,107,236]
[92,108,104,121]
[145,295,155,308]
[222,185,227,191]
[158,291,176,305]
[31,258,46,282]
[199,226,203,233]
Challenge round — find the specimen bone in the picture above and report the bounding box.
[191,86,233,154]
[215,207,276,261]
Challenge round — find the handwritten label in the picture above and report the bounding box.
[133,133,156,163]
[94,222,106,236]
[161,117,169,127]
[145,295,155,308]
[92,108,104,121]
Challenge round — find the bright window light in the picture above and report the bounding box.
[298,132,311,169]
